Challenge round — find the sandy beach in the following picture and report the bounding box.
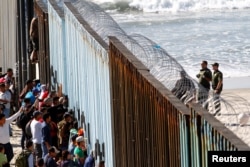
[216,88,250,147]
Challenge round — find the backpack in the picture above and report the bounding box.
[25,120,32,139]
[16,113,28,129]
[15,150,32,167]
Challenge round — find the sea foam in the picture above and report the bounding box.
[91,0,250,12]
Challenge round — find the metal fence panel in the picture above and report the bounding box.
[48,2,114,166]
[0,0,16,73]
[109,36,190,167]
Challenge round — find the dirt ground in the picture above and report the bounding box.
[9,121,22,167]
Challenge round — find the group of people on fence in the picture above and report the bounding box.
[171,61,223,115]
[0,68,105,167]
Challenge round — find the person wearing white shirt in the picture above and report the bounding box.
[30,111,43,159]
[0,107,23,162]
[0,83,12,136]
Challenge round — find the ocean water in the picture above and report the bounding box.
[90,0,250,88]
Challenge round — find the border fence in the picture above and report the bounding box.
[109,36,249,167]
[5,0,250,166]
[44,0,249,166]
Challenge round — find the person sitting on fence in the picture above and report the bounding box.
[29,17,39,63]
[171,71,195,100]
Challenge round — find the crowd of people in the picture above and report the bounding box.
[0,68,105,167]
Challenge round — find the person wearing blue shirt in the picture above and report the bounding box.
[42,113,52,158]
[84,150,95,167]
[45,146,60,167]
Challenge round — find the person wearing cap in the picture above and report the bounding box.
[30,111,43,159]
[212,62,223,115]
[0,106,24,163]
[171,70,195,100]
[44,146,60,167]
[196,61,212,107]
[74,136,88,166]
[58,112,73,150]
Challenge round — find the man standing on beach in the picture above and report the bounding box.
[196,61,212,108]
[211,62,223,115]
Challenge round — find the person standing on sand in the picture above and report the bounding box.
[211,62,223,115]
[196,61,212,108]
[0,107,23,163]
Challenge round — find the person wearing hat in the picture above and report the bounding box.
[0,106,24,163]
[74,136,88,166]
[196,61,212,107]
[212,62,223,115]
[30,111,43,159]
[44,146,60,167]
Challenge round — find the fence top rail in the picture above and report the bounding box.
[190,103,250,150]
[109,36,190,116]
[35,0,48,13]
[48,0,64,18]
[64,2,109,51]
